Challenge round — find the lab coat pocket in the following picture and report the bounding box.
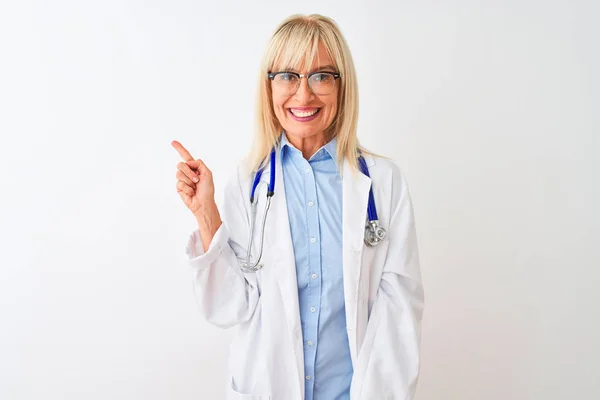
[351,310,384,399]
[229,377,271,400]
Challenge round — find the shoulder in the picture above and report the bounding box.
[361,153,413,209]
[363,153,407,186]
[221,160,253,200]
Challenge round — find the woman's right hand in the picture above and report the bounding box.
[171,140,216,217]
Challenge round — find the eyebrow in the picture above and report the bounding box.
[284,64,337,73]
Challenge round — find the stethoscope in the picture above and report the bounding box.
[239,148,386,273]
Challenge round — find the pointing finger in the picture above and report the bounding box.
[171,140,194,162]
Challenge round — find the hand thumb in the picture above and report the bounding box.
[186,159,209,173]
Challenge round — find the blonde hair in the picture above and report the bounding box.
[246,14,374,176]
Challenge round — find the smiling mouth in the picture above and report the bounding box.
[289,108,321,117]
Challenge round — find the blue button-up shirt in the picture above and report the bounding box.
[280,133,353,400]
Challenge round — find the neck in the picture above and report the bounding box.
[285,132,326,160]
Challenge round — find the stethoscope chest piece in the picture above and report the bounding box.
[364,220,386,247]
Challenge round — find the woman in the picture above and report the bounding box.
[172,14,424,400]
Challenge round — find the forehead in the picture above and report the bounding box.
[273,41,336,72]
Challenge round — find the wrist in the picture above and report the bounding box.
[194,201,222,232]
[193,198,218,219]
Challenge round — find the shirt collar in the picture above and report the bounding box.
[280,132,338,164]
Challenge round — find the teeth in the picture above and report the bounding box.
[291,109,318,117]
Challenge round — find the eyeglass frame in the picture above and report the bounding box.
[267,70,341,95]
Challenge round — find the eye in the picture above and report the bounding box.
[311,73,334,83]
[276,73,297,82]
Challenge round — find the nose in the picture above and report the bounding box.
[294,76,315,102]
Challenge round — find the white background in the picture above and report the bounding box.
[1,1,598,399]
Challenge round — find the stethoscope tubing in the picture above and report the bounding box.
[357,155,378,222]
[251,149,276,201]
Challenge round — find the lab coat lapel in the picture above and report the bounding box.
[342,156,372,366]
[266,150,300,328]
[263,148,304,394]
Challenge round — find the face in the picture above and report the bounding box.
[271,42,339,141]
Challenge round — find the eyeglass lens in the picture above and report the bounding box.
[272,73,337,95]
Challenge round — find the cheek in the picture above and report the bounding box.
[271,99,284,120]
[324,99,338,120]
[272,92,288,108]
[272,95,289,116]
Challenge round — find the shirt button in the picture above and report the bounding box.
[311,273,317,279]
[310,237,316,243]
[305,168,310,173]
[308,201,314,207]
[307,340,313,346]
[306,375,311,380]
[311,307,316,312]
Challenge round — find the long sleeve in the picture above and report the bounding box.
[353,168,425,400]
[184,166,260,329]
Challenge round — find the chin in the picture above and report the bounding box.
[284,126,324,138]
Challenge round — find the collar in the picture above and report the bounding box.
[279,132,338,165]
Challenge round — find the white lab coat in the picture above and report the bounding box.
[185,148,424,400]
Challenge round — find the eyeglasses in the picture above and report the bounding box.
[267,71,341,96]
